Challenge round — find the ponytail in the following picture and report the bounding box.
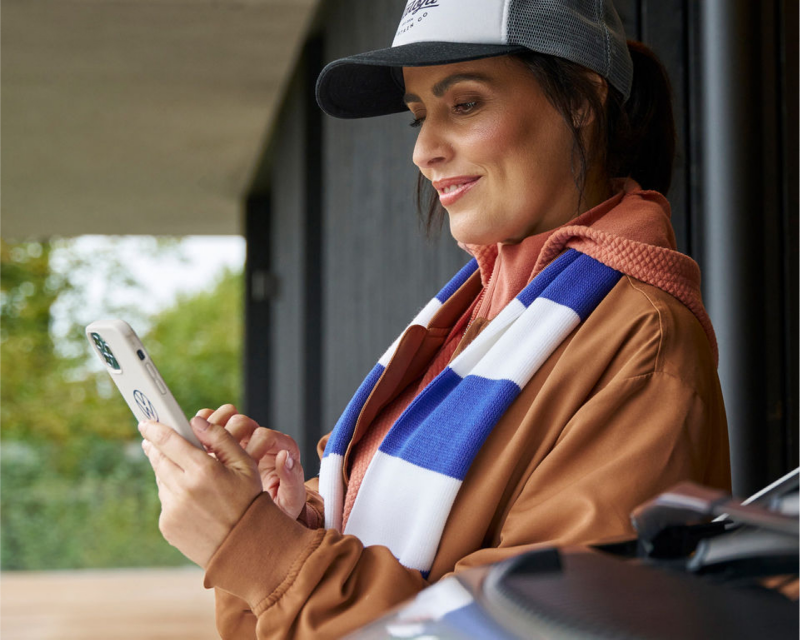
[607,41,677,195]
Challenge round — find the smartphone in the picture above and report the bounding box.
[85,319,204,449]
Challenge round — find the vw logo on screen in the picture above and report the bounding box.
[133,390,159,422]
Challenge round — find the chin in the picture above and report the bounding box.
[449,228,493,246]
[447,216,500,247]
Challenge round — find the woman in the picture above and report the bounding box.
[139,1,730,637]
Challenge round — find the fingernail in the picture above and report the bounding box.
[138,422,145,433]
[285,453,294,470]
[195,417,210,431]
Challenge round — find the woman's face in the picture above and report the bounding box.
[403,57,586,245]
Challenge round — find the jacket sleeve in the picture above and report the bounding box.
[207,494,429,640]
[211,476,327,636]
[296,477,324,529]
[205,368,729,639]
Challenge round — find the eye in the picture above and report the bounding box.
[453,101,478,114]
[409,116,425,129]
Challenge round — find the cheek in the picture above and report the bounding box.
[469,106,572,187]
[475,116,516,166]
[507,117,575,190]
[458,119,504,162]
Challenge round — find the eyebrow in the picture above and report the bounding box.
[402,73,493,104]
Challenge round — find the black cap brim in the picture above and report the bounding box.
[315,41,527,119]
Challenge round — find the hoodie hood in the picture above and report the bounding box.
[461,180,718,364]
[536,183,718,364]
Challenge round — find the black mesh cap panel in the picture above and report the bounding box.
[505,0,633,98]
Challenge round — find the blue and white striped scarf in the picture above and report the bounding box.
[319,249,621,575]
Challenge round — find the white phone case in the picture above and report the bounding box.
[85,318,204,449]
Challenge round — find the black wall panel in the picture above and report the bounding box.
[244,41,325,473]
[319,0,467,433]
[269,72,307,456]
[243,195,272,428]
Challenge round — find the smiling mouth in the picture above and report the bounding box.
[434,177,481,206]
[441,184,466,194]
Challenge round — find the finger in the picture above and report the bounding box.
[275,450,306,515]
[263,472,280,499]
[190,417,256,474]
[225,414,260,446]
[146,454,174,504]
[207,404,239,427]
[154,474,169,501]
[142,438,184,491]
[194,409,216,454]
[246,428,300,461]
[139,421,207,473]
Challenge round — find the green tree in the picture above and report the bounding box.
[1,238,245,570]
[144,267,243,415]
[1,239,128,443]
[1,239,64,437]
[0,238,162,444]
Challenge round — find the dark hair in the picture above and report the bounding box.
[416,41,676,234]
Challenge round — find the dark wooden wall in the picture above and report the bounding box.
[319,3,468,451]
[244,37,325,473]
[245,0,798,491]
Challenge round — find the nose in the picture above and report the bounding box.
[412,121,452,171]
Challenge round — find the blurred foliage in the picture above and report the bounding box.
[1,237,243,570]
[1,440,186,569]
[1,239,93,442]
[145,268,243,416]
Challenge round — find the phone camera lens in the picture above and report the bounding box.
[90,333,121,371]
[137,350,145,361]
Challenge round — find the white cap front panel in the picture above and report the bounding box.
[392,0,510,47]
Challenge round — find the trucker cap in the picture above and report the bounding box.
[316,0,633,119]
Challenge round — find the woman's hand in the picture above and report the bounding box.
[196,405,306,520]
[139,417,262,569]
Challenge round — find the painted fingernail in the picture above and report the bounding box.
[285,453,294,470]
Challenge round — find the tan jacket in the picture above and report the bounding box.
[205,265,731,638]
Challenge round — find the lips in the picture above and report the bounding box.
[432,176,481,206]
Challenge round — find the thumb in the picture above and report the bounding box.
[275,450,305,514]
[191,416,254,474]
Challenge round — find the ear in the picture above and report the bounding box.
[572,72,608,128]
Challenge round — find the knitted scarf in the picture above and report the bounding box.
[319,249,621,575]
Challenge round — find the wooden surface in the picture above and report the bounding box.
[1,568,219,640]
